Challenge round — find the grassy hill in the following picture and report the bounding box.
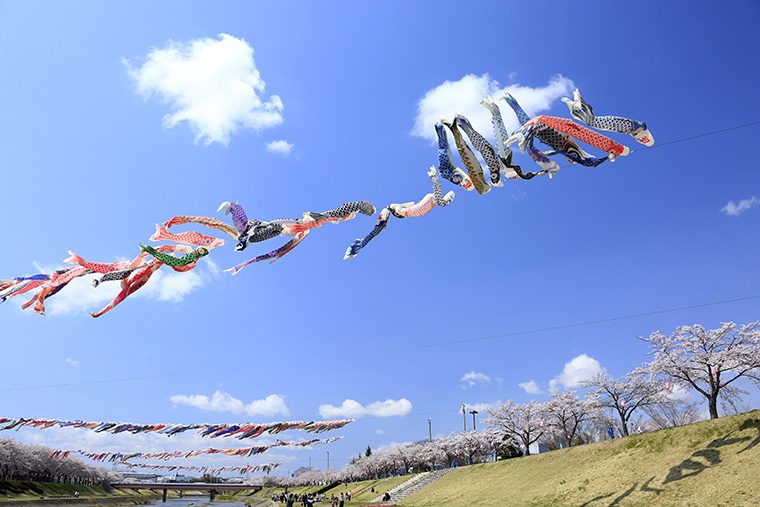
[401,410,760,507]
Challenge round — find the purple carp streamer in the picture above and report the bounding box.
[0,83,651,316]
[0,417,353,439]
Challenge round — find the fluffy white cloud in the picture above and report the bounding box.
[721,196,759,216]
[460,371,492,388]
[518,380,542,395]
[65,357,79,368]
[125,33,284,145]
[17,258,215,317]
[169,391,289,417]
[412,74,574,142]
[549,354,605,392]
[464,401,500,413]
[266,139,294,156]
[318,398,412,419]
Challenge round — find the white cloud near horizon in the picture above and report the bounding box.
[318,399,412,419]
[518,380,542,395]
[125,33,284,145]
[412,74,574,143]
[169,391,290,417]
[464,401,500,413]
[549,354,605,392]
[721,196,759,216]
[65,357,80,368]
[266,140,294,156]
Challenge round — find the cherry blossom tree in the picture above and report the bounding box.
[486,400,546,455]
[0,438,114,484]
[582,369,665,436]
[545,390,600,447]
[642,321,760,419]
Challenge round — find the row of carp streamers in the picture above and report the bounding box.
[114,462,280,475]
[0,417,352,439]
[0,88,654,318]
[50,436,342,462]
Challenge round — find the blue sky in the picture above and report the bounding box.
[1,0,759,475]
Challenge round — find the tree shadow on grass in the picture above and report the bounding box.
[664,432,750,484]
[737,418,760,453]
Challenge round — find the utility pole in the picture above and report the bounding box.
[427,418,432,442]
[327,450,330,470]
[461,404,467,432]
[308,456,311,469]
[470,410,478,431]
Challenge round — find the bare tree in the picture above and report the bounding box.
[486,400,546,455]
[582,370,665,436]
[643,398,701,430]
[643,322,760,419]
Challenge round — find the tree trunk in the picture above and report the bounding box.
[708,396,719,419]
[618,409,629,436]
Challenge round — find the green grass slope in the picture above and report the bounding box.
[0,481,162,504]
[401,410,760,507]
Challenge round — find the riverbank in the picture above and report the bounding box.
[0,481,164,506]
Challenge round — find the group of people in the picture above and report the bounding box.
[273,490,352,506]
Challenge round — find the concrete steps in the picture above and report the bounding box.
[370,469,453,504]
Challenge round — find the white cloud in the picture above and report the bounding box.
[412,74,574,142]
[518,380,542,395]
[140,268,204,303]
[244,394,291,417]
[464,401,500,413]
[721,196,759,216]
[549,354,605,392]
[18,259,214,317]
[125,33,284,145]
[65,357,79,368]
[266,140,294,156]
[318,398,412,419]
[169,390,289,417]
[460,371,492,388]
[375,429,385,435]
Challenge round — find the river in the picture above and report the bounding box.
[141,499,249,507]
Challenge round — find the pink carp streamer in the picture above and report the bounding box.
[150,224,224,249]
[0,417,353,438]
[163,215,239,239]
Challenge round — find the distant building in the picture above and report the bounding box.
[157,474,193,483]
[528,442,550,455]
[121,472,159,482]
[291,466,312,477]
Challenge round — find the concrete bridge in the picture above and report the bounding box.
[111,482,263,502]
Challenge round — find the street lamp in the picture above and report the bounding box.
[470,410,478,431]
[461,404,467,432]
[327,450,330,470]
[427,418,432,442]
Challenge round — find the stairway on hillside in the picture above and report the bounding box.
[371,468,453,504]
